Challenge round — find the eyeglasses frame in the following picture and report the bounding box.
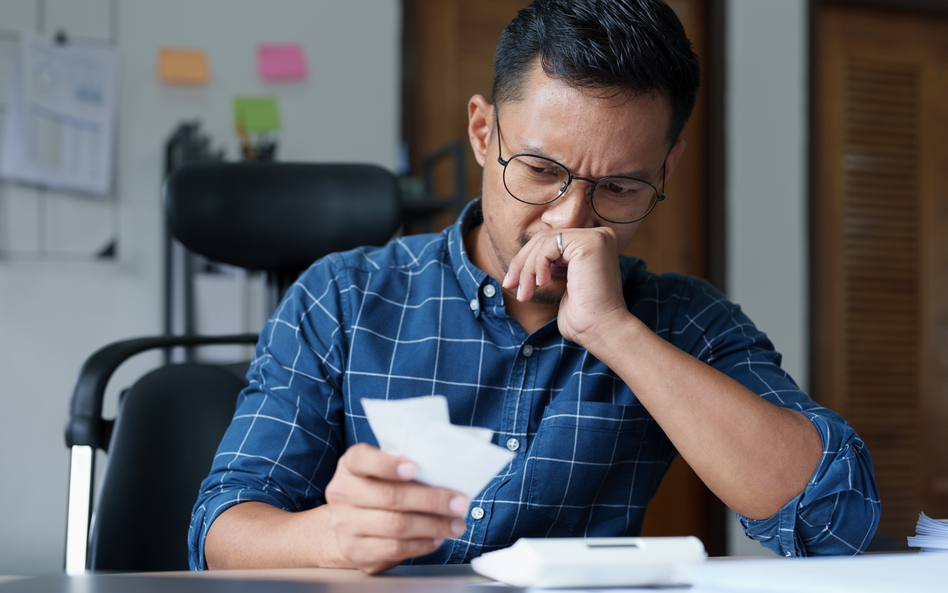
[493,107,667,224]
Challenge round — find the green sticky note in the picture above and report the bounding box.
[233,96,281,133]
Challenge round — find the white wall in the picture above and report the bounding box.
[724,0,809,556]
[0,0,400,576]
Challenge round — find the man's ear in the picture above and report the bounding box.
[661,138,687,185]
[468,94,493,168]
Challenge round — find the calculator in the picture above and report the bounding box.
[470,536,707,588]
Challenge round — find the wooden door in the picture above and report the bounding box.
[813,4,948,546]
[402,0,525,232]
[402,0,723,553]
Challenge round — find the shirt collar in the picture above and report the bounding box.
[448,199,504,319]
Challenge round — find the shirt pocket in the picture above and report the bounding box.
[525,400,660,532]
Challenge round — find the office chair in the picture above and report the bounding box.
[64,162,402,574]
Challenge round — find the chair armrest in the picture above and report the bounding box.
[64,333,259,449]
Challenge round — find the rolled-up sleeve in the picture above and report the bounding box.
[188,257,350,570]
[671,277,881,556]
[738,412,880,556]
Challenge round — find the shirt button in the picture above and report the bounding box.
[469,299,479,311]
[506,438,520,451]
[483,284,496,298]
[471,507,485,520]
[522,344,534,357]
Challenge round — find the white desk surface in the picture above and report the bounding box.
[680,551,940,593]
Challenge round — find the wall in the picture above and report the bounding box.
[724,0,809,556]
[0,0,400,575]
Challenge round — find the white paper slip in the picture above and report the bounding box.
[361,396,514,499]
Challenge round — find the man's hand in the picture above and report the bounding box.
[502,227,632,347]
[324,443,470,574]
[500,226,823,522]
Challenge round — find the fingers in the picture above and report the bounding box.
[331,444,468,517]
[325,444,470,573]
[339,442,419,482]
[503,230,566,302]
[336,536,448,575]
[329,470,469,517]
[332,506,467,540]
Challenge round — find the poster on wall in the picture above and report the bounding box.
[0,32,119,196]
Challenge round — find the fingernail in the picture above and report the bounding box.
[516,284,522,301]
[451,519,466,535]
[449,495,469,515]
[433,539,445,548]
[503,270,510,286]
[396,461,417,479]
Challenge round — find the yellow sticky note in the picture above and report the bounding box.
[158,47,210,85]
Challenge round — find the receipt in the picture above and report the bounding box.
[361,396,515,499]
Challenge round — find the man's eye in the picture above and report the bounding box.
[530,165,557,175]
[604,183,634,195]
[515,156,564,178]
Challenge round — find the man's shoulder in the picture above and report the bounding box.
[299,232,451,284]
[621,255,699,289]
[620,255,726,305]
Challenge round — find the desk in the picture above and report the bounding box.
[0,566,514,593]
[153,564,488,583]
[0,554,943,592]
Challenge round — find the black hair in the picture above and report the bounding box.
[492,0,701,145]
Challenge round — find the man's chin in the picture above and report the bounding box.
[530,281,565,305]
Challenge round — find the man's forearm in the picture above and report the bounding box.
[205,502,348,570]
[584,314,823,520]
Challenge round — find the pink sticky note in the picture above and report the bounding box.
[257,43,308,82]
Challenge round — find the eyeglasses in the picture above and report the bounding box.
[494,109,666,224]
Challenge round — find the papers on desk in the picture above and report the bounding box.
[361,396,514,499]
[908,512,948,552]
[679,552,942,593]
[0,32,119,196]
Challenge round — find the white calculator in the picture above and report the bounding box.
[470,536,707,589]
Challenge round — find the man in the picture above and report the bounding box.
[190,0,879,574]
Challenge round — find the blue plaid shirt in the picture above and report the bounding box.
[189,199,879,569]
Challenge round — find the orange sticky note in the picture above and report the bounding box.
[158,47,210,85]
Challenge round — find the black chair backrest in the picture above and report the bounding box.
[164,162,402,273]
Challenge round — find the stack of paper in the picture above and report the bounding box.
[361,396,514,499]
[907,512,948,553]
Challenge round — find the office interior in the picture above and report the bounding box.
[0,0,945,577]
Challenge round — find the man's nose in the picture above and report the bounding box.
[542,179,598,229]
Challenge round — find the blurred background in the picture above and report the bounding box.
[0,0,945,575]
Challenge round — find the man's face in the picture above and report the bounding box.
[467,62,683,304]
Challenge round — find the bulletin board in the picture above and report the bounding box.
[0,0,120,261]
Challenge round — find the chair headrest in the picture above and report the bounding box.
[163,162,402,272]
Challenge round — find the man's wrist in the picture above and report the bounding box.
[573,309,651,369]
